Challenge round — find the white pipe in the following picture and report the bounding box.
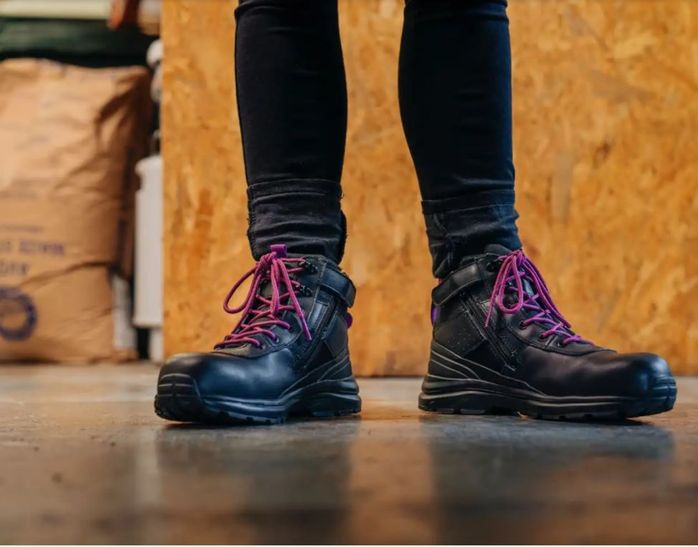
[134,155,163,361]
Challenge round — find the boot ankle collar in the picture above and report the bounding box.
[432,259,490,306]
[319,265,356,307]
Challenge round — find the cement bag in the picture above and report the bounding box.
[0,59,150,362]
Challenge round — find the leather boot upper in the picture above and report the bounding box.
[430,245,673,399]
[162,244,356,401]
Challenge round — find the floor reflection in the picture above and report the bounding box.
[150,395,686,543]
[419,415,677,543]
[154,417,361,543]
[2,369,695,544]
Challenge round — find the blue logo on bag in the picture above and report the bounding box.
[0,286,38,341]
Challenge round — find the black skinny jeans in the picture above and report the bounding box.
[236,0,522,278]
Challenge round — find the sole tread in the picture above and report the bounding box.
[155,373,361,426]
[419,384,677,421]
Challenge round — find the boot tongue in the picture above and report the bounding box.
[258,279,274,299]
[484,245,536,298]
[269,244,287,257]
[255,244,289,299]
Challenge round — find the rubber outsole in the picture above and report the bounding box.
[154,373,362,425]
[419,377,677,421]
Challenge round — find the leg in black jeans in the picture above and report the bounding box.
[399,0,521,278]
[155,0,362,426]
[236,0,520,277]
[235,0,348,262]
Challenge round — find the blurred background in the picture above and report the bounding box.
[1,2,697,544]
[0,0,696,375]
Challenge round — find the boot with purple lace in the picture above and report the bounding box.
[420,245,677,420]
[155,244,361,425]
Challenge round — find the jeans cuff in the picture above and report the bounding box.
[424,202,521,278]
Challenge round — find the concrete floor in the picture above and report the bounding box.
[0,365,696,544]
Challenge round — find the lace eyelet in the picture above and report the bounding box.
[300,286,312,296]
[486,261,498,272]
[302,260,318,273]
[538,334,547,340]
[518,321,527,330]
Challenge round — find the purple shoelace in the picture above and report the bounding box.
[485,249,587,346]
[215,244,312,349]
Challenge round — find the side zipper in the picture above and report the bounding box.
[461,294,515,372]
[296,297,336,370]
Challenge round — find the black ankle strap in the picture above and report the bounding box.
[432,262,482,306]
[320,266,356,307]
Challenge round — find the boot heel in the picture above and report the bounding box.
[294,392,362,418]
[292,377,362,418]
[418,392,489,415]
[419,389,515,416]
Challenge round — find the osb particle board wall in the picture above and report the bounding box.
[162,0,697,375]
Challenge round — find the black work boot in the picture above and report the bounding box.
[155,244,361,425]
[420,245,677,420]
